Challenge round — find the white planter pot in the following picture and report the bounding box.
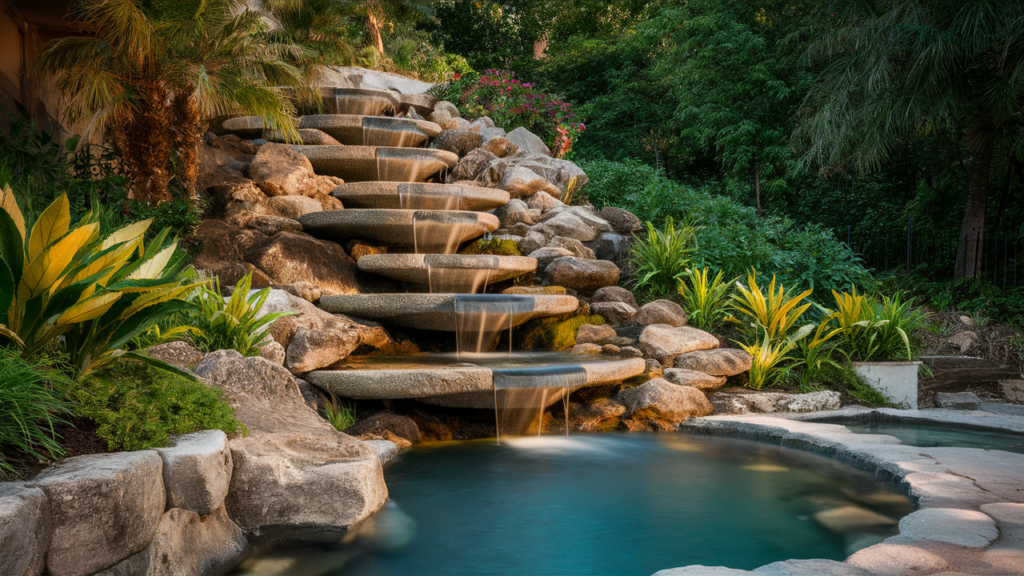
[852,361,921,409]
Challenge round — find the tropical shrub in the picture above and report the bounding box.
[729,270,813,343]
[187,273,293,357]
[0,349,73,477]
[324,394,356,431]
[0,190,198,375]
[630,218,699,299]
[68,360,245,452]
[787,321,843,391]
[827,288,927,362]
[677,267,736,332]
[740,333,796,390]
[429,69,586,152]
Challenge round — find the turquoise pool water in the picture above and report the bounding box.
[843,421,1024,454]
[234,434,913,576]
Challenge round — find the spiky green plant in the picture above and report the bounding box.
[324,393,356,431]
[187,273,294,357]
[0,349,73,477]
[729,269,813,343]
[677,267,737,332]
[630,217,700,298]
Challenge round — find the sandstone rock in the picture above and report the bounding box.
[592,286,639,308]
[495,165,561,198]
[754,559,874,575]
[934,391,982,410]
[845,541,950,576]
[590,301,637,326]
[620,346,644,358]
[617,379,713,423]
[572,343,603,354]
[259,340,286,365]
[545,257,620,295]
[247,232,359,295]
[709,390,842,414]
[433,100,460,118]
[155,431,233,516]
[480,126,507,143]
[484,137,518,158]
[632,300,688,327]
[286,327,362,374]
[548,236,595,259]
[663,368,728,390]
[194,350,387,538]
[518,230,547,255]
[585,231,630,262]
[527,190,563,212]
[197,144,254,199]
[674,348,751,376]
[602,344,621,355]
[576,323,617,345]
[529,247,575,270]
[1000,380,1024,403]
[533,211,598,242]
[30,451,165,576]
[450,148,497,182]
[566,206,612,233]
[144,341,204,370]
[0,483,51,576]
[97,507,246,576]
[495,198,534,228]
[505,126,550,156]
[266,195,323,220]
[441,117,472,131]
[639,324,719,364]
[470,116,495,129]
[573,398,626,432]
[363,440,400,465]
[347,413,421,445]
[225,210,303,236]
[516,154,590,194]
[247,143,315,197]
[597,206,643,235]
[427,109,452,126]
[434,129,482,156]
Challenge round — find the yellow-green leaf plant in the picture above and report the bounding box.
[730,269,813,343]
[677,267,738,332]
[740,332,797,390]
[0,188,200,376]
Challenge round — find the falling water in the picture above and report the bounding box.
[362,117,427,148]
[332,89,396,116]
[375,148,448,183]
[491,365,586,442]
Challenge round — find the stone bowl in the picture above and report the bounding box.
[332,182,509,211]
[299,209,499,251]
[357,254,537,292]
[298,115,441,147]
[286,146,458,182]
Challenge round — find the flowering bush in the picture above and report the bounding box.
[430,69,585,157]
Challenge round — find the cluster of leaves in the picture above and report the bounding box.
[185,274,293,357]
[0,349,73,477]
[430,69,585,154]
[68,360,245,452]
[630,218,698,299]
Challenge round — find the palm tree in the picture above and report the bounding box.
[793,1,1024,279]
[36,0,303,204]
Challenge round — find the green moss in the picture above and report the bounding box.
[68,360,247,452]
[460,238,522,256]
[519,314,607,351]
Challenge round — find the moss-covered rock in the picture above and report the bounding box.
[502,286,567,295]
[460,238,521,256]
[518,314,607,351]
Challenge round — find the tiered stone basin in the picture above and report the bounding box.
[286,145,458,181]
[318,293,579,331]
[357,254,536,289]
[299,209,498,250]
[332,182,509,211]
[319,87,400,115]
[298,115,441,147]
[305,356,646,408]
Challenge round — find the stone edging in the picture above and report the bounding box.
[655,410,1024,575]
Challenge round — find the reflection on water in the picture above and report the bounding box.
[232,434,913,576]
[843,421,1024,454]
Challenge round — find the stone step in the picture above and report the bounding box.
[305,357,645,407]
[298,209,498,251]
[222,115,442,148]
[285,145,458,182]
[332,182,509,211]
[357,254,537,291]
[316,293,578,331]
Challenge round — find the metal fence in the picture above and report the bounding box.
[843,219,1023,288]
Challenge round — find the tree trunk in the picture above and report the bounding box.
[953,133,996,280]
[109,82,172,205]
[174,95,204,200]
[366,1,385,55]
[754,162,762,216]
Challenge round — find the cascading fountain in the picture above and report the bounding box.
[222,88,645,437]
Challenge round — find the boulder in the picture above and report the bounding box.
[196,144,254,199]
[639,324,720,365]
[518,230,548,255]
[483,137,518,158]
[155,430,232,516]
[246,143,314,197]
[527,190,563,212]
[571,343,603,354]
[316,66,434,94]
[632,300,688,327]
[674,348,752,377]
[144,341,204,370]
[428,109,452,126]
[617,379,713,423]
[934,391,982,410]
[224,209,303,236]
[433,129,483,157]
[548,236,595,259]
[30,451,165,576]
[363,440,399,465]
[194,350,388,538]
[620,346,644,358]
[480,126,507,143]
[529,247,575,270]
[265,195,323,220]
[592,286,639,308]
[576,323,617,345]
[533,211,596,242]
[470,116,496,129]
[662,368,727,390]
[347,413,421,445]
[573,398,627,432]
[754,559,874,575]
[597,206,643,235]
[505,126,551,156]
[0,483,51,576]
[286,327,362,374]
[709,390,842,414]
[584,232,630,263]
[590,301,637,326]
[495,165,562,198]
[948,330,980,353]
[495,198,534,228]
[545,257,620,295]
[433,100,460,118]
[450,148,497,182]
[566,206,613,233]
[441,117,473,131]
[259,340,286,365]
[1000,380,1024,403]
[247,232,359,296]
[96,507,246,576]
[516,154,590,194]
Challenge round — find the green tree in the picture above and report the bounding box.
[794,0,1024,279]
[36,0,303,204]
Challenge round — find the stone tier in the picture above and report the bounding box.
[222,115,441,148]
[317,293,578,331]
[299,209,498,251]
[286,145,458,182]
[332,182,509,211]
[356,254,536,291]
